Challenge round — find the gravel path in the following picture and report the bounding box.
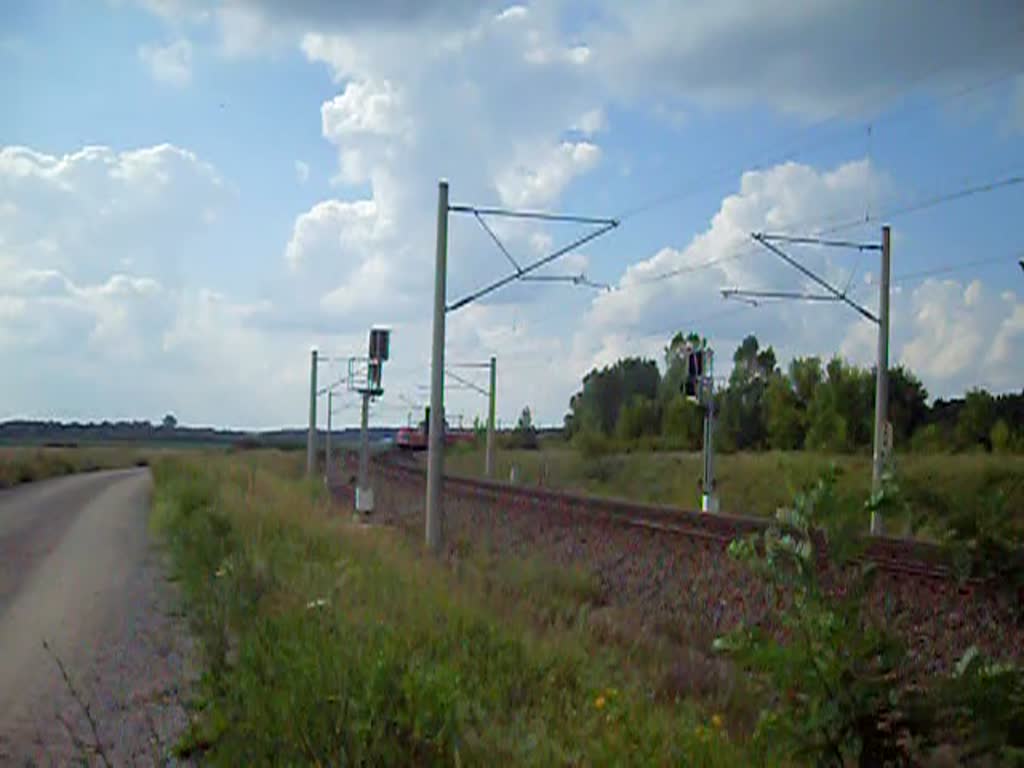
[0,469,196,766]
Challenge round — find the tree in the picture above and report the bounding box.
[991,419,1013,455]
[888,366,929,444]
[794,357,874,453]
[719,335,777,450]
[805,379,849,453]
[616,394,659,441]
[162,413,178,430]
[513,406,539,450]
[789,356,823,406]
[660,393,702,449]
[957,388,997,450]
[765,373,804,450]
[567,357,660,437]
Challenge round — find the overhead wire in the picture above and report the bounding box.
[819,172,1024,237]
[613,167,1024,298]
[611,34,1024,224]
[448,57,1024,308]
[853,252,1024,293]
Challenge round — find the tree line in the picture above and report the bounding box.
[564,331,1023,454]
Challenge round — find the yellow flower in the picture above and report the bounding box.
[711,714,724,729]
[594,695,606,710]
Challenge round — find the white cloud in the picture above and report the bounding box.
[573,108,606,136]
[321,79,411,140]
[901,279,1023,393]
[566,156,1021,400]
[583,159,886,339]
[0,142,320,427]
[585,0,1024,118]
[0,143,226,283]
[286,9,608,333]
[524,41,591,67]
[295,160,310,183]
[138,39,193,86]
[495,5,528,23]
[495,141,602,208]
[133,0,209,22]
[284,198,387,272]
[50,1,1024,427]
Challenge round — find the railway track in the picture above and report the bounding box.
[368,453,961,583]
[333,450,1024,671]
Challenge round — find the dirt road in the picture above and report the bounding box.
[0,469,193,765]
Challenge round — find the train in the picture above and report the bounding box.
[395,425,476,451]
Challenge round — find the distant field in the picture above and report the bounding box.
[0,445,165,488]
[444,444,1024,536]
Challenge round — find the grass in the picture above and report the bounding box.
[151,451,761,766]
[444,444,1024,536]
[0,445,155,489]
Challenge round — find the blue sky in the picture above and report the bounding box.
[1,0,1022,429]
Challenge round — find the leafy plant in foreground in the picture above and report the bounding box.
[713,472,931,766]
[941,485,1024,620]
[716,470,1024,765]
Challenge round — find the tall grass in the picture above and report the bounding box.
[0,446,153,488]
[152,453,757,766]
[445,447,1024,535]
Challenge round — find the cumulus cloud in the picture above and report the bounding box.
[573,108,606,136]
[566,156,1022,400]
[0,144,227,283]
[321,79,412,140]
[495,141,601,208]
[43,1,1024,427]
[582,159,886,342]
[585,0,1024,118]
[282,8,606,330]
[295,160,310,183]
[285,198,385,271]
[901,279,1023,394]
[163,0,499,56]
[0,142,319,427]
[138,39,193,86]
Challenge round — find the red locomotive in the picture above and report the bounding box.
[396,424,475,451]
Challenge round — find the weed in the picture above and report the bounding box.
[445,445,1024,533]
[153,453,752,766]
[0,446,156,488]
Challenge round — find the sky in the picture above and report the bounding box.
[1,0,1023,430]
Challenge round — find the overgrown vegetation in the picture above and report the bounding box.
[564,331,1024,455]
[152,452,752,765]
[0,446,151,488]
[445,445,1024,535]
[941,486,1024,618]
[713,473,1024,766]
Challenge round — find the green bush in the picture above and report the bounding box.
[910,423,953,454]
[714,473,928,765]
[572,426,615,459]
[715,472,1024,765]
[992,419,1014,455]
[941,488,1024,618]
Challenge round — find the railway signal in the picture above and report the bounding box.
[350,327,391,515]
[675,341,717,513]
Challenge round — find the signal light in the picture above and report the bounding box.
[682,346,704,401]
